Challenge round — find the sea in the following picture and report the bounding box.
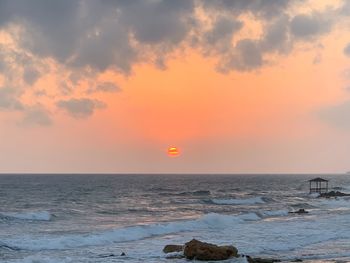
[1,174,350,263]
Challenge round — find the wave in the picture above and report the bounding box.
[1,212,258,251]
[290,203,317,209]
[317,197,350,208]
[0,211,52,221]
[259,209,289,217]
[4,210,349,257]
[0,242,20,251]
[210,196,265,205]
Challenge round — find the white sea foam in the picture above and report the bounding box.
[0,211,52,221]
[1,213,257,250]
[3,209,350,261]
[260,209,289,217]
[211,197,265,205]
[315,197,350,212]
[237,212,261,221]
[308,193,320,198]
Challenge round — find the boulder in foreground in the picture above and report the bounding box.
[183,239,238,261]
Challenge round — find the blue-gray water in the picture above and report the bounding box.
[1,174,350,263]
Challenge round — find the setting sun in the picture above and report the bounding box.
[167,147,180,157]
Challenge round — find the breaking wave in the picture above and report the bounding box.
[1,212,259,251]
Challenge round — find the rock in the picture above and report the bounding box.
[289,209,308,214]
[246,256,281,263]
[120,252,126,256]
[320,191,350,198]
[163,245,183,254]
[291,259,303,262]
[183,239,238,261]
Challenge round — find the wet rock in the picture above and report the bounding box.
[120,252,126,256]
[246,256,281,263]
[320,191,350,198]
[165,252,185,259]
[183,239,238,261]
[163,245,183,254]
[291,259,302,262]
[289,209,308,214]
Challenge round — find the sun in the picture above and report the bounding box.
[167,147,180,157]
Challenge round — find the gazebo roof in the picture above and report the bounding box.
[308,177,328,182]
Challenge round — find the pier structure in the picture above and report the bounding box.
[308,177,328,194]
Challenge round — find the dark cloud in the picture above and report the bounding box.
[23,67,40,85]
[71,22,136,73]
[201,0,291,18]
[56,98,106,119]
[0,0,339,79]
[260,15,291,53]
[120,0,194,45]
[217,39,263,73]
[10,0,81,62]
[233,39,263,71]
[203,16,242,53]
[0,0,296,75]
[290,13,331,39]
[0,45,9,73]
[344,43,350,57]
[91,82,121,93]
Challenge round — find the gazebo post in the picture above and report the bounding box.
[309,180,311,193]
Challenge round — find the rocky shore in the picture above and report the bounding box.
[163,239,287,262]
[319,191,350,198]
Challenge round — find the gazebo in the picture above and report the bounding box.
[308,177,328,194]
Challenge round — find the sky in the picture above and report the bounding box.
[1,0,350,174]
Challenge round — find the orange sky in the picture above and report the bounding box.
[1,0,350,173]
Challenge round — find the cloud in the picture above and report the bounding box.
[21,105,52,126]
[56,98,106,119]
[340,0,350,16]
[202,16,243,53]
[0,0,295,75]
[344,43,350,57]
[0,87,23,110]
[88,82,121,94]
[290,13,332,40]
[260,15,291,54]
[120,0,195,45]
[23,67,40,85]
[217,39,263,73]
[201,0,291,19]
[0,0,339,77]
[233,39,263,71]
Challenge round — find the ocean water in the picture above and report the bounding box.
[1,174,350,263]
